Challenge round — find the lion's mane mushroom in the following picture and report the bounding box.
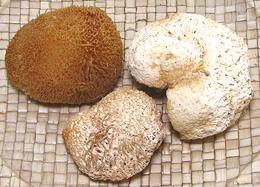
[5,6,123,104]
[63,88,165,181]
[128,14,253,140]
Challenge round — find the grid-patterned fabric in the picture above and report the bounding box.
[0,0,259,186]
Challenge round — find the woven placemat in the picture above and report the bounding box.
[0,0,259,186]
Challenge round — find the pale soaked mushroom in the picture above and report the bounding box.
[63,88,166,181]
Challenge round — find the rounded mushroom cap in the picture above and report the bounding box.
[128,13,253,139]
[5,6,123,104]
[63,88,165,181]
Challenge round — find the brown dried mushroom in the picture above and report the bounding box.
[5,6,123,104]
[63,88,166,181]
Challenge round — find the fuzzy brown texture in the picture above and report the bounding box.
[5,6,123,104]
[63,88,166,181]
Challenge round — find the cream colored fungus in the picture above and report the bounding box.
[128,14,253,139]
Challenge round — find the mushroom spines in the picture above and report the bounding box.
[128,13,253,139]
[5,6,123,104]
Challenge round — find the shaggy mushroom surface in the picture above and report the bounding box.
[6,6,123,104]
[128,14,253,139]
[63,88,166,181]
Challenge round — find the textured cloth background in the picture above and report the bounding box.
[0,0,260,186]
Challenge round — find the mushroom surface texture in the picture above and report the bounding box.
[128,13,253,140]
[5,6,123,104]
[63,88,166,181]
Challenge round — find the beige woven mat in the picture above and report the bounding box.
[0,0,260,186]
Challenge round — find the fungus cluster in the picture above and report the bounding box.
[128,14,253,139]
[63,88,165,181]
[5,6,123,104]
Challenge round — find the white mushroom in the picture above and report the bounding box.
[128,14,253,140]
[63,88,165,181]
